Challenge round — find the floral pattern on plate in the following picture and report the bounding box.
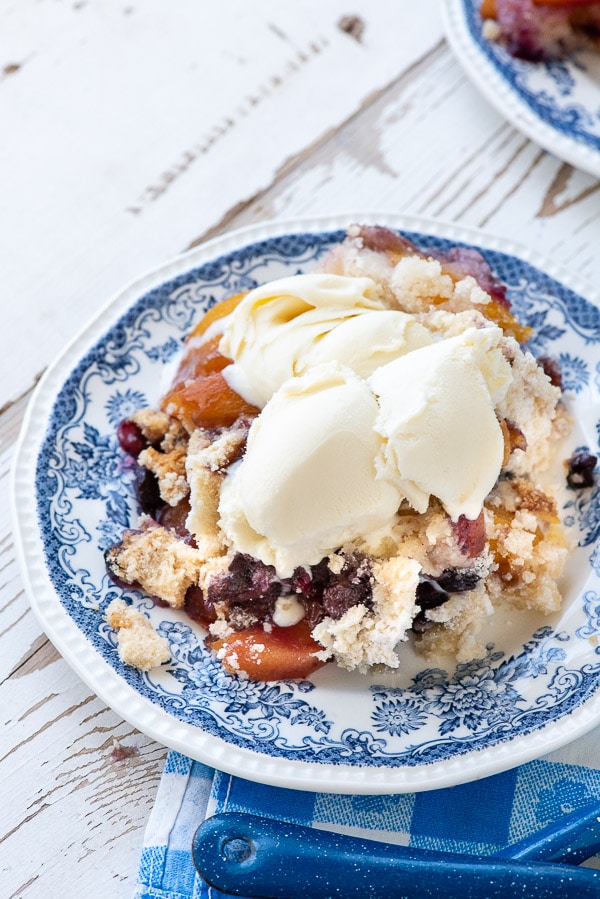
[13,216,600,792]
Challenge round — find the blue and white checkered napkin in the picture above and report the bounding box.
[134,728,600,899]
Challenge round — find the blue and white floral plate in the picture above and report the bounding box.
[11,214,600,794]
[442,0,600,178]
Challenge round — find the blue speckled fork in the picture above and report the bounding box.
[192,804,600,898]
[495,800,600,865]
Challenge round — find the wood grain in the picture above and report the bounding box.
[0,0,443,408]
[221,43,600,287]
[1,392,168,897]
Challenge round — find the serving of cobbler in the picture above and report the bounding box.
[103,225,594,682]
[480,0,600,61]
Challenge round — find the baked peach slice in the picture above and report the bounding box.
[171,291,248,386]
[209,620,327,681]
[162,371,259,431]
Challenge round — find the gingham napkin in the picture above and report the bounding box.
[134,726,600,899]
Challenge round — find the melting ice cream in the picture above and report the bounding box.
[218,275,513,576]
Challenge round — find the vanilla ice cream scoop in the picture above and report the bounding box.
[219,273,431,408]
[219,275,512,575]
[368,326,512,520]
[303,309,433,378]
[218,363,402,577]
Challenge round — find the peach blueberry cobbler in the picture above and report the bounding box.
[480,0,600,61]
[104,225,595,681]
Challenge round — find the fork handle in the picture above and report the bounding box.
[496,799,600,864]
[192,812,600,899]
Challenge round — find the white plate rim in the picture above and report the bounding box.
[441,0,600,178]
[10,211,600,794]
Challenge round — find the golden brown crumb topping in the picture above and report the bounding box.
[105,519,202,609]
[105,598,170,670]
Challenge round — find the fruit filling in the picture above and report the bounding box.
[104,225,589,680]
[480,0,600,62]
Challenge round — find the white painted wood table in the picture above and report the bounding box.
[2,2,599,896]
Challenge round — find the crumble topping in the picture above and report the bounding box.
[138,444,189,506]
[131,407,187,451]
[185,426,249,560]
[496,342,562,474]
[419,585,494,663]
[185,430,229,560]
[482,18,502,42]
[388,257,455,312]
[105,599,170,670]
[105,518,203,608]
[313,557,420,672]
